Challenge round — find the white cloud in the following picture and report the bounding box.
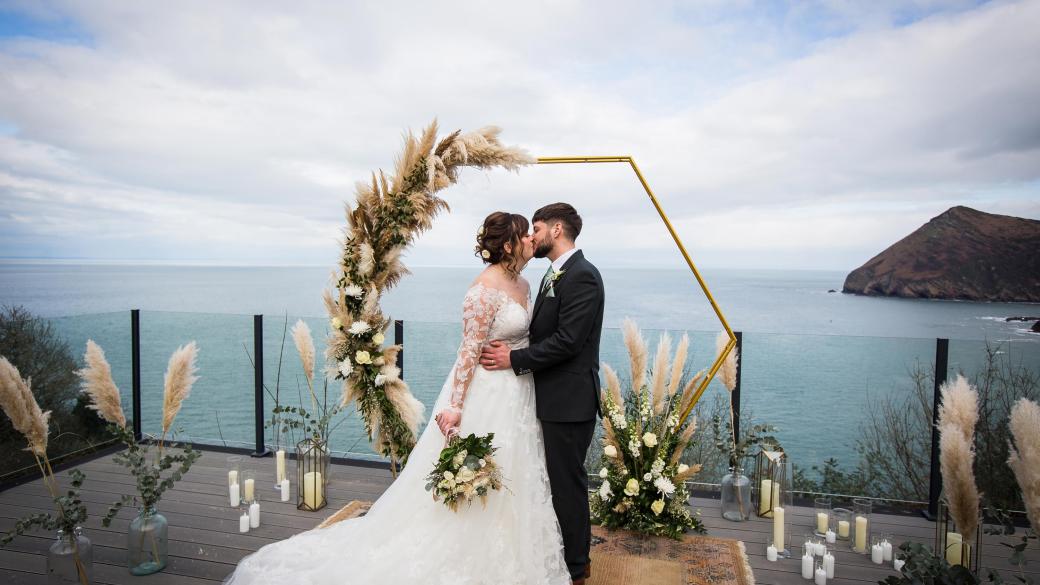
[0,0,1037,269]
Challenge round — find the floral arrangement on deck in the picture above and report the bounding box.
[424,432,504,512]
[591,319,707,539]
[0,356,91,584]
[323,120,532,469]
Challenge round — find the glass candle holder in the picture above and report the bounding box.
[227,456,242,507]
[241,469,256,504]
[814,496,832,537]
[833,507,851,541]
[851,498,872,554]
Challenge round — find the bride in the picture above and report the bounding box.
[224,211,572,585]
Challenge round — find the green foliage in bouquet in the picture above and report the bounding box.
[591,320,709,539]
[425,432,504,512]
[1,468,89,545]
[880,542,978,585]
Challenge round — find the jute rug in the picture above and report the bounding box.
[319,501,755,585]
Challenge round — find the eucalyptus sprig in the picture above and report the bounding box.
[1,468,89,545]
[711,415,780,469]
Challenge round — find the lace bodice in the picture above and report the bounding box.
[447,282,531,411]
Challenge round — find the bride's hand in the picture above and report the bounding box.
[435,408,462,437]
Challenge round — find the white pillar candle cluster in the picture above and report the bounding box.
[249,501,260,528]
[814,564,827,585]
[228,470,240,507]
[871,542,885,564]
[825,529,836,543]
[772,506,785,555]
[823,552,835,578]
[801,552,814,580]
[882,539,893,561]
[244,478,255,503]
[837,520,850,539]
[275,449,286,484]
[238,510,249,533]
[855,515,869,552]
[816,512,829,534]
[280,478,290,502]
[766,544,778,562]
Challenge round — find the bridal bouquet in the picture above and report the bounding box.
[425,433,504,512]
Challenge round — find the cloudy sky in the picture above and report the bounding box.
[1,0,1037,270]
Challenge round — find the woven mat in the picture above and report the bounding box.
[320,501,754,585]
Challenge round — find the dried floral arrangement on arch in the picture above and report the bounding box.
[323,121,532,470]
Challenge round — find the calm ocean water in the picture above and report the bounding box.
[2,261,1038,479]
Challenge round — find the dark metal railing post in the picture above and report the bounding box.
[252,315,270,457]
[731,331,743,445]
[394,320,404,379]
[925,337,950,519]
[131,309,142,442]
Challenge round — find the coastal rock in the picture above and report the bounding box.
[842,206,1040,302]
[1033,321,1040,334]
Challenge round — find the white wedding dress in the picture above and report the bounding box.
[224,283,572,585]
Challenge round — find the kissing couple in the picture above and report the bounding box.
[225,202,606,585]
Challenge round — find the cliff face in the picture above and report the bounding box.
[842,206,1040,302]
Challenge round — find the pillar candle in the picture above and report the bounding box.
[801,554,814,579]
[894,559,906,572]
[945,532,963,565]
[825,529,836,544]
[759,480,774,516]
[815,566,827,585]
[229,482,240,507]
[276,450,286,483]
[766,545,778,562]
[837,520,850,539]
[773,506,785,552]
[855,516,868,551]
[823,552,835,578]
[303,471,324,509]
[871,543,884,564]
[816,512,829,534]
[280,478,290,502]
[816,542,828,556]
[238,511,249,533]
[249,501,260,528]
[244,478,255,502]
[882,540,893,561]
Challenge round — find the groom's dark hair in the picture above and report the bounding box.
[533,203,582,241]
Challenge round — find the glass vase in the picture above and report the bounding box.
[128,506,168,575]
[47,527,93,585]
[720,467,752,521]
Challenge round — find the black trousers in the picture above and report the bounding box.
[541,419,596,580]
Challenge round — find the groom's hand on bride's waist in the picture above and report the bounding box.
[479,340,511,371]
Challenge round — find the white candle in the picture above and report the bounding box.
[871,543,884,564]
[229,482,240,507]
[825,529,836,544]
[801,554,814,579]
[838,520,850,539]
[280,478,290,502]
[249,501,260,528]
[228,469,238,485]
[759,480,773,516]
[275,450,286,483]
[303,471,324,509]
[855,516,868,551]
[804,540,814,557]
[816,512,829,534]
[882,540,893,561]
[945,532,963,565]
[766,545,778,562]
[244,478,255,502]
[238,511,249,533]
[823,552,835,578]
[773,506,785,553]
[894,559,906,572]
[817,542,828,556]
[815,566,827,585]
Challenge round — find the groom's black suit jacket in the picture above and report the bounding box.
[511,250,604,422]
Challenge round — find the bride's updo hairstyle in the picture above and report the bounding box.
[475,211,529,277]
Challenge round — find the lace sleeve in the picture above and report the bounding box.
[446,284,500,413]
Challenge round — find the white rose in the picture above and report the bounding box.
[677,464,689,474]
[337,358,353,377]
[457,467,476,483]
[355,350,372,364]
[374,374,386,386]
[349,320,371,335]
[643,473,653,482]
[599,467,609,479]
[642,432,658,448]
[443,471,454,480]
[651,499,665,516]
[624,478,640,497]
[331,317,342,330]
[598,480,612,500]
[603,445,618,458]
[372,332,385,345]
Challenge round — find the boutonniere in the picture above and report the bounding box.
[544,268,566,298]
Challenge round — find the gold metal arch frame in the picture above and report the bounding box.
[535,156,735,425]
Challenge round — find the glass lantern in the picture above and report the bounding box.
[753,450,787,518]
[833,507,851,541]
[935,500,981,574]
[814,496,832,537]
[296,438,329,511]
[227,455,242,507]
[851,498,872,554]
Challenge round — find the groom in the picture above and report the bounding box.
[480,202,605,585]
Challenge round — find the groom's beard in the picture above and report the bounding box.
[533,240,553,259]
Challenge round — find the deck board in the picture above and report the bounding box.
[0,447,1034,584]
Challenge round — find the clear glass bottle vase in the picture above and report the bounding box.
[47,526,93,585]
[721,467,752,521]
[128,505,168,575]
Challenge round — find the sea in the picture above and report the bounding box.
[2,261,1038,480]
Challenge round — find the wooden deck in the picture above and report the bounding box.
[1,447,1035,584]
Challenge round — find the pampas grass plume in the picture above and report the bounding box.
[667,334,689,398]
[77,340,126,427]
[162,342,199,436]
[650,332,671,415]
[622,319,648,393]
[939,424,980,537]
[0,356,49,456]
[938,375,978,441]
[291,319,316,383]
[1008,398,1040,531]
[715,331,738,392]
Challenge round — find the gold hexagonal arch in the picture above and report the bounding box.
[536,156,735,425]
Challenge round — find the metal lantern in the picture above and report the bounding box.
[753,450,788,518]
[296,438,329,512]
[935,501,981,574]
